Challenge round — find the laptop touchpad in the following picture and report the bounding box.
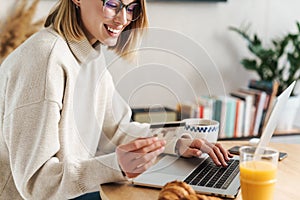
[145,155,204,176]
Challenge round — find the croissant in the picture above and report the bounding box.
[158,181,222,200]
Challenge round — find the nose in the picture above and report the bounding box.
[114,8,128,25]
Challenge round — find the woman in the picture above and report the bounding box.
[0,0,232,199]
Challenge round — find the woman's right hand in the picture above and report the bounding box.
[116,137,166,178]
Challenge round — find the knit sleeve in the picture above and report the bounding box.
[1,30,129,199]
[3,101,127,199]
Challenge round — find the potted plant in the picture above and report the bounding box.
[229,22,300,130]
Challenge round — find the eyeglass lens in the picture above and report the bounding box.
[103,0,141,21]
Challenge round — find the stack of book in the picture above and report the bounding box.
[177,80,279,139]
[131,107,179,123]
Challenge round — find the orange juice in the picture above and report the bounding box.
[240,160,277,200]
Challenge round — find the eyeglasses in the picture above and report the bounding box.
[102,0,142,22]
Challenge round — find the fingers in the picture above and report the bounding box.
[117,137,166,178]
[204,142,226,166]
[178,138,232,167]
[181,148,202,158]
[215,143,233,159]
[120,137,160,152]
[189,140,222,166]
[131,148,164,174]
[125,157,157,178]
[134,139,166,154]
[119,138,166,160]
[122,146,165,178]
[128,145,165,170]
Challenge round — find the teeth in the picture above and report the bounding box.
[107,26,121,34]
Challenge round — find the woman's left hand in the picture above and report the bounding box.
[116,137,166,178]
[175,138,233,167]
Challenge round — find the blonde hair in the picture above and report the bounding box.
[45,0,148,60]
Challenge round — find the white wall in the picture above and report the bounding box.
[2,0,300,109]
[106,0,300,108]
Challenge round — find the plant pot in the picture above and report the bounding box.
[276,95,300,131]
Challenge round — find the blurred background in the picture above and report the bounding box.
[1,0,300,137]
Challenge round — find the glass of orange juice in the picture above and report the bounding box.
[239,146,279,200]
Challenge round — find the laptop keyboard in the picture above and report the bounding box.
[184,158,239,189]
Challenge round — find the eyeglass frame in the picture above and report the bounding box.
[101,0,142,22]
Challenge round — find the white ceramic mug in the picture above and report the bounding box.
[182,118,219,143]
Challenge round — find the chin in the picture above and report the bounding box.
[101,38,118,47]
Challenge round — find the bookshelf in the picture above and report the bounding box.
[176,80,300,140]
[274,129,300,136]
[131,80,300,140]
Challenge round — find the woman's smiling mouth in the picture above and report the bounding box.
[105,24,122,37]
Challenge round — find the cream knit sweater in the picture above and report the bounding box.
[0,27,181,199]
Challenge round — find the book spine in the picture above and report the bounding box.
[243,96,253,137]
[199,105,204,118]
[262,81,279,132]
[238,100,245,138]
[253,91,267,136]
[225,98,236,138]
[248,79,274,94]
[234,99,244,138]
[213,99,222,123]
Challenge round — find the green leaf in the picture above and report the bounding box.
[241,59,257,70]
[229,22,300,92]
[297,21,300,32]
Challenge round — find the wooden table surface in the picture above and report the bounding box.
[100,141,300,200]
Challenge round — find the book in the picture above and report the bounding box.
[253,90,267,136]
[230,91,254,137]
[177,102,197,119]
[248,80,279,133]
[232,97,245,138]
[223,96,237,138]
[177,98,215,120]
[212,97,223,136]
[212,98,221,122]
[131,107,179,123]
[197,95,215,120]
[212,96,234,139]
[239,88,267,136]
[248,79,274,94]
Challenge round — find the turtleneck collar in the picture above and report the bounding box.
[67,38,101,64]
[47,27,102,64]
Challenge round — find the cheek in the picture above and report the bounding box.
[80,5,105,31]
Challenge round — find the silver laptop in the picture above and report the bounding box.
[132,81,295,199]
